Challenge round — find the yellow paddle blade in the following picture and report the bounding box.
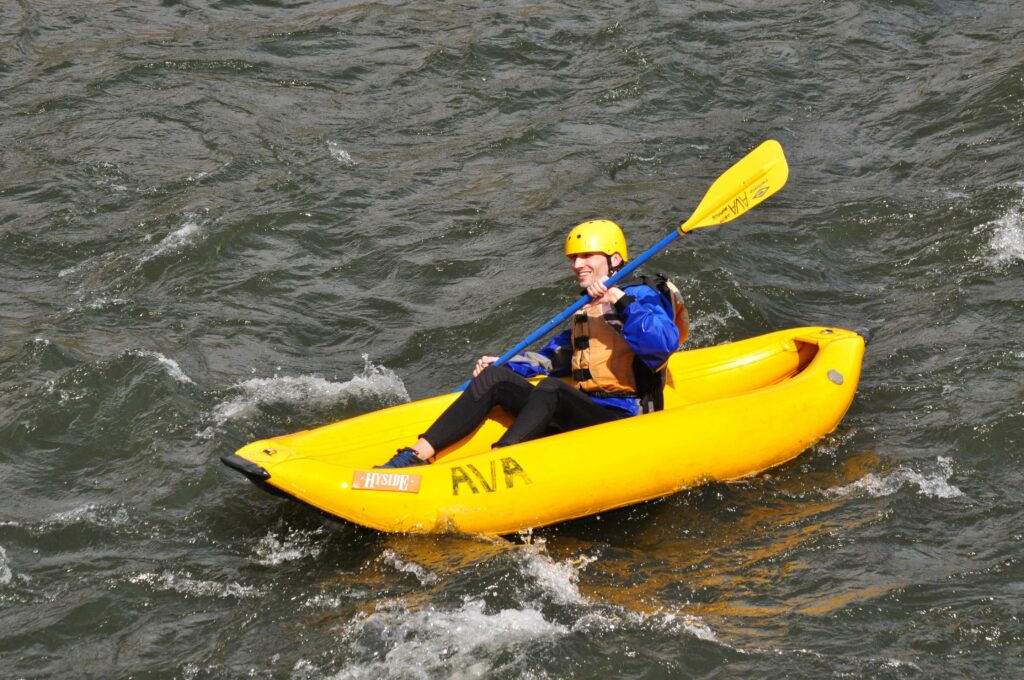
[679,139,789,234]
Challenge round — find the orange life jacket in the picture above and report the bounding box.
[571,275,688,409]
[570,302,639,396]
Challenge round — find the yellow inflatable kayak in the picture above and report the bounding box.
[222,326,864,535]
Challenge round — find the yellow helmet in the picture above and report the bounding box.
[564,219,628,261]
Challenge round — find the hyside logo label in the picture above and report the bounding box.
[749,177,772,200]
[352,470,422,493]
[451,457,532,495]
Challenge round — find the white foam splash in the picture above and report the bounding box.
[517,544,719,643]
[253,528,324,566]
[0,546,12,585]
[380,549,439,586]
[144,219,203,262]
[519,542,594,606]
[327,140,356,165]
[210,356,409,425]
[127,349,195,385]
[334,599,565,679]
[129,570,263,599]
[58,263,85,278]
[885,658,923,671]
[83,296,130,311]
[293,658,318,676]
[637,611,718,642]
[46,502,131,529]
[302,593,348,609]
[831,457,963,499]
[978,201,1024,269]
[688,301,742,341]
[521,542,719,642]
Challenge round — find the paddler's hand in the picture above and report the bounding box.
[473,355,499,377]
[584,277,625,308]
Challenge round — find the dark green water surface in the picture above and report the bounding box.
[2,1,1022,677]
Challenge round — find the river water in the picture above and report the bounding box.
[2,1,1022,678]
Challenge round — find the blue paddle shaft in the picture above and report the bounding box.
[454,230,682,392]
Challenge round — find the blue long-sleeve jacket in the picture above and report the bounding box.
[505,283,680,416]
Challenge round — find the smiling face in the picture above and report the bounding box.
[569,251,622,288]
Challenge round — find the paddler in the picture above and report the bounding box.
[375,219,681,468]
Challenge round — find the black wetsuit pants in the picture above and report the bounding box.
[421,365,629,451]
